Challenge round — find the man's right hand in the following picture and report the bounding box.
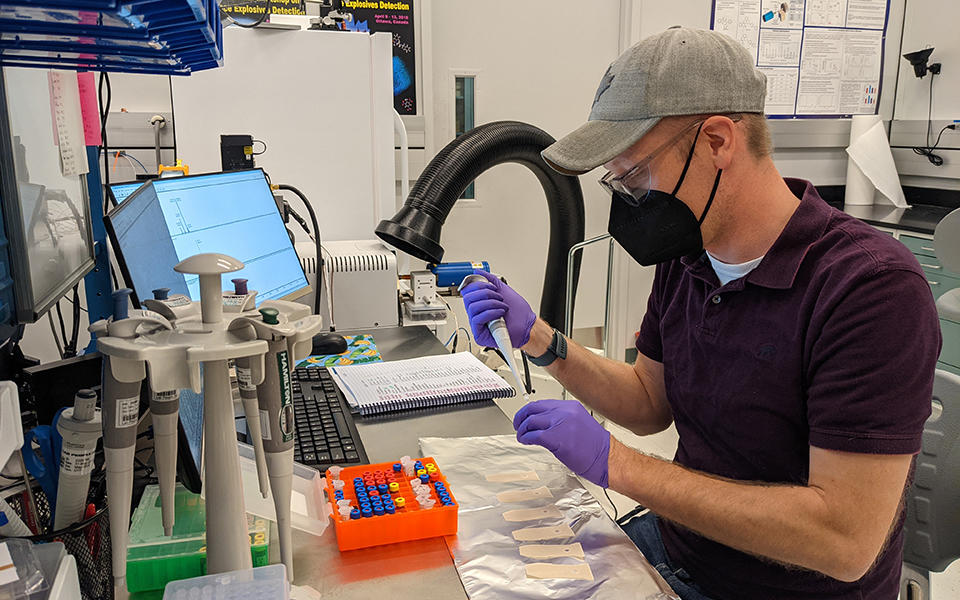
[461,270,537,349]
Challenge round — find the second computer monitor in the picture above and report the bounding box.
[105,169,310,307]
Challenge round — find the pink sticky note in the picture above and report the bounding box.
[77,72,101,146]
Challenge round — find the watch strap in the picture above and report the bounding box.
[526,329,567,367]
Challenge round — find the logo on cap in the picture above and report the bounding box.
[593,67,615,109]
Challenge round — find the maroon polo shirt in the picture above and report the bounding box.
[635,178,941,600]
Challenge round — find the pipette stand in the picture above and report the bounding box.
[90,253,320,597]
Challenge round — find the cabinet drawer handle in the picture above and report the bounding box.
[928,280,940,286]
[922,246,935,252]
[921,263,942,270]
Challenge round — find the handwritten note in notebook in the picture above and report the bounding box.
[329,352,516,416]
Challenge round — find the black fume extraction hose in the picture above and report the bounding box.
[375,120,585,329]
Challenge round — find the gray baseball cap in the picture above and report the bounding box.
[542,27,767,175]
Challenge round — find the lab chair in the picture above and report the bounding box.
[933,208,960,322]
[900,370,960,599]
[900,208,960,599]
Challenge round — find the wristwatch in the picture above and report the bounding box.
[525,328,568,367]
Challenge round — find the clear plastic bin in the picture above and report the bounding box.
[0,538,49,599]
[162,564,288,600]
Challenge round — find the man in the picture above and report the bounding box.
[461,27,940,600]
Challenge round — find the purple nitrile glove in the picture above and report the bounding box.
[461,269,536,349]
[513,399,611,488]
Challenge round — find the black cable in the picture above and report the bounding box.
[98,72,112,214]
[62,294,88,313]
[912,74,945,166]
[616,504,648,526]
[69,285,81,356]
[604,488,619,521]
[221,0,271,28]
[520,350,533,395]
[252,139,267,155]
[276,184,323,317]
[54,302,68,350]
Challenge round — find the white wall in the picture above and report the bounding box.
[425,0,622,335]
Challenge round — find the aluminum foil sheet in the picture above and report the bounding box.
[420,435,679,600]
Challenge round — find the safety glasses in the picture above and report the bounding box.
[598,119,704,206]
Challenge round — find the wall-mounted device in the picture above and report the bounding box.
[902,48,941,79]
[220,135,256,172]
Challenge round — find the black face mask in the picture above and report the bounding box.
[607,128,723,267]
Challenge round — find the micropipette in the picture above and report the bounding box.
[53,389,102,531]
[93,288,174,599]
[458,274,528,398]
[252,308,297,581]
[148,384,179,536]
[232,278,270,500]
[100,289,145,599]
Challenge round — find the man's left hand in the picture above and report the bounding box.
[513,399,611,488]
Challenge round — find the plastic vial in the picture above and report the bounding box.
[332,479,346,492]
[337,499,352,508]
[328,466,343,480]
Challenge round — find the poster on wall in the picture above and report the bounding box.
[711,0,890,117]
[320,1,417,115]
[220,0,306,20]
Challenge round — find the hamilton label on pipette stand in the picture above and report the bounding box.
[276,350,295,443]
[116,395,140,428]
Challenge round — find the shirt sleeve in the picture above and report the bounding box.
[635,264,665,363]
[806,268,941,454]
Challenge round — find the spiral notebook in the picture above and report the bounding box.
[329,351,516,416]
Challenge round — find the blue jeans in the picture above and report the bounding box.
[621,511,715,600]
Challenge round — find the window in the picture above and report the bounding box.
[455,75,476,199]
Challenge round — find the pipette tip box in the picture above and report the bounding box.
[325,457,458,551]
[126,484,270,594]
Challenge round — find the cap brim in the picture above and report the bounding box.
[541,117,661,176]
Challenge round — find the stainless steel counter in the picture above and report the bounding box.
[290,326,516,598]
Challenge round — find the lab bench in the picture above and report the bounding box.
[286,325,518,598]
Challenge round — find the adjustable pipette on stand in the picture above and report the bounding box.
[230,305,320,581]
[459,273,528,399]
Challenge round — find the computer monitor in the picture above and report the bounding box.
[0,67,96,325]
[108,181,145,205]
[104,169,311,307]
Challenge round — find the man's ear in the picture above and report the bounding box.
[701,116,738,170]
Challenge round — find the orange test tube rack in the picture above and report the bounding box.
[325,457,458,551]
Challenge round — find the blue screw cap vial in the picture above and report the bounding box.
[357,493,368,502]
[415,461,423,469]
[350,508,361,519]
[334,490,344,500]
[381,493,391,502]
[367,486,377,493]
[360,502,371,511]
[378,483,388,493]
[385,504,396,514]
[361,507,373,518]
[419,473,430,484]
[373,505,385,516]
[393,463,402,472]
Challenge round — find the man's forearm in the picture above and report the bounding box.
[608,439,881,582]
[522,319,670,434]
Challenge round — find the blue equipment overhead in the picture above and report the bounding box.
[0,0,223,75]
[104,169,311,308]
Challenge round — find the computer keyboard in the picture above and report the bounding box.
[291,367,369,469]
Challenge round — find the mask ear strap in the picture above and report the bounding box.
[671,123,704,196]
[698,168,723,225]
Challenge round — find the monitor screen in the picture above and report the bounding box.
[109,181,144,205]
[105,169,310,306]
